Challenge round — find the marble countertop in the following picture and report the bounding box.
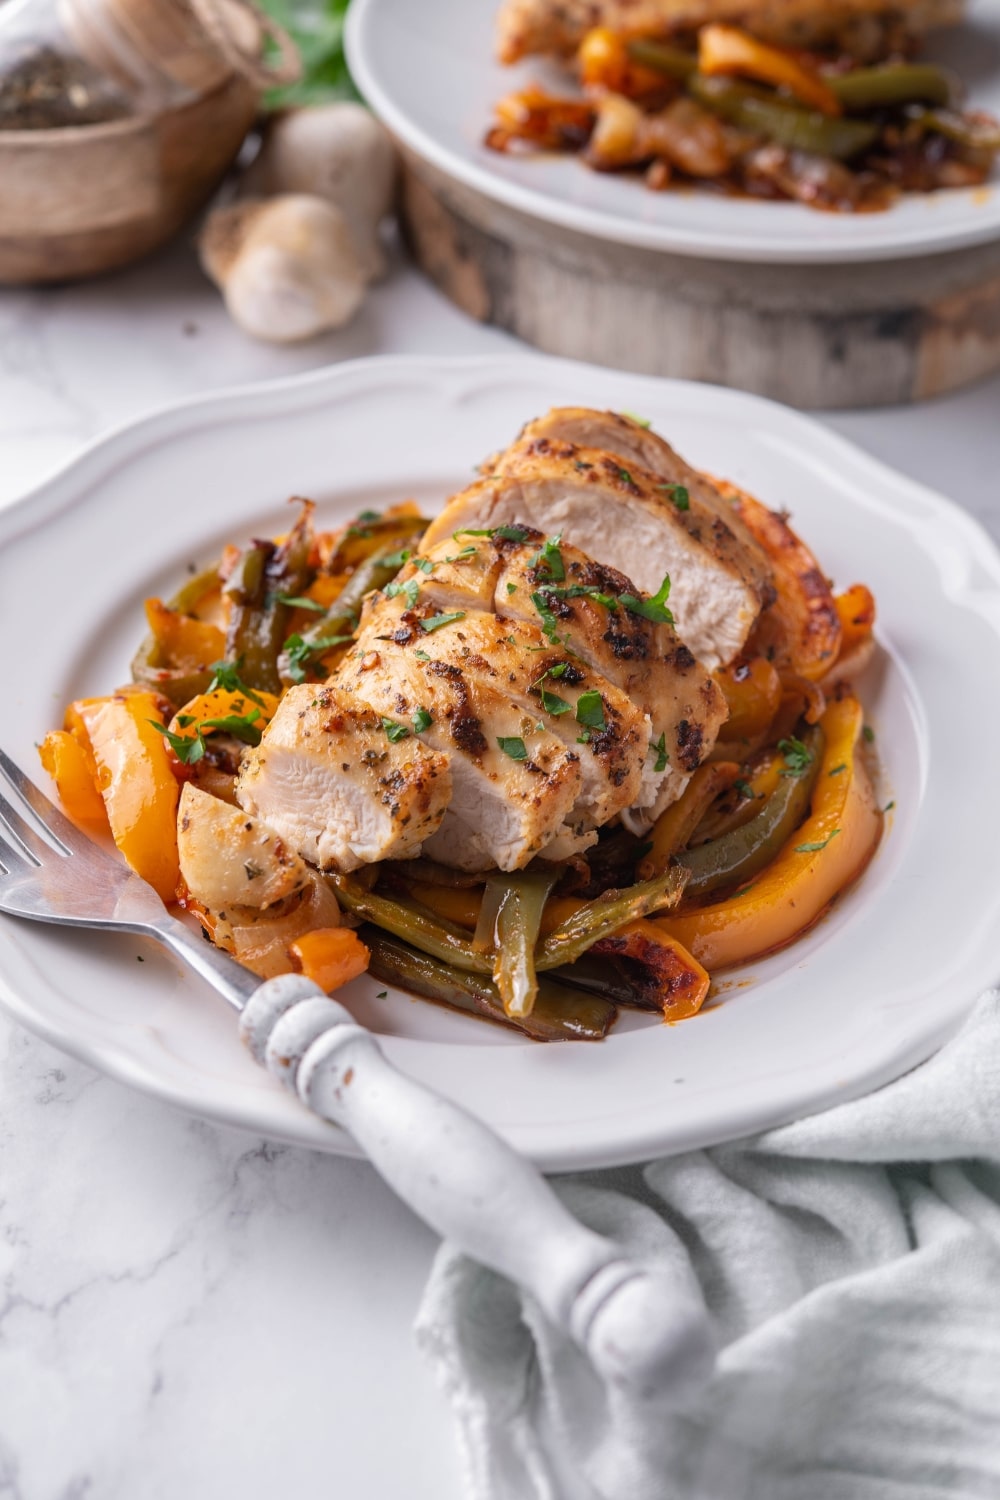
[2,238,999,1500]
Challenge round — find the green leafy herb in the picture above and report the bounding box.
[547,583,617,608]
[795,830,840,854]
[779,736,814,778]
[506,582,518,595]
[656,483,690,511]
[650,733,669,773]
[376,990,388,999]
[382,717,410,744]
[444,546,478,563]
[149,720,206,765]
[616,467,635,486]
[497,736,528,761]
[421,611,466,633]
[577,730,592,745]
[733,779,753,799]
[414,648,431,662]
[539,688,572,716]
[412,707,433,733]
[260,0,358,110]
[496,524,530,543]
[385,577,420,609]
[529,534,565,582]
[621,410,651,428]
[199,708,263,746]
[273,594,326,613]
[620,574,673,624]
[380,548,411,570]
[884,800,895,812]
[829,763,847,777]
[283,631,354,683]
[175,714,197,728]
[863,725,875,743]
[207,659,266,706]
[575,690,605,731]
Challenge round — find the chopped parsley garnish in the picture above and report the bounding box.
[506,582,518,595]
[413,557,435,574]
[576,730,592,745]
[421,611,466,633]
[376,990,388,1000]
[412,707,433,733]
[548,583,617,608]
[828,763,847,777]
[149,721,206,765]
[573,460,593,472]
[621,410,651,428]
[444,546,478,563]
[358,509,380,522]
[656,483,690,512]
[796,830,840,854]
[382,717,410,744]
[884,800,895,812]
[380,547,411,570]
[150,703,263,763]
[778,736,814,778]
[385,577,420,609]
[453,524,529,544]
[347,510,380,539]
[273,593,326,613]
[531,590,561,645]
[539,688,572,716]
[175,714,197,728]
[414,649,431,662]
[650,733,669,773]
[619,574,673,624]
[207,660,266,706]
[283,632,354,683]
[497,736,528,761]
[198,708,263,745]
[863,725,875,743]
[733,779,753,799]
[529,534,565,582]
[575,690,605,731]
[616,467,635,486]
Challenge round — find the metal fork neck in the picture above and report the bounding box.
[150,913,259,1011]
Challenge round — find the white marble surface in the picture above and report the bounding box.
[1,236,999,1500]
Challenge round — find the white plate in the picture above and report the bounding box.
[3,354,1000,1170]
[347,0,1000,264]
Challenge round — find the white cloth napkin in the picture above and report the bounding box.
[416,991,1000,1500]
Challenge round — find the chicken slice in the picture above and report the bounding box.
[236,685,452,873]
[357,590,647,828]
[177,782,312,910]
[496,0,963,65]
[334,616,584,870]
[421,444,765,668]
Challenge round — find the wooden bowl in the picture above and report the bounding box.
[0,73,258,285]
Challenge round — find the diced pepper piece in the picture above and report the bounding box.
[698,24,842,117]
[591,918,710,1020]
[715,656,782,740]
[658,696,880,969]
[143,598,226,673]
[289,927,371,993]
[76,691,181,902]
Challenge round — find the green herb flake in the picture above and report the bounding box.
[539,688,572,716]
[414,648,431,662]
[384,577,420,609]
[656,483,690,511]
[779,736,814,778]
[863,725,876,743]
[497,736,528,761]
[149,720,206,765]
[617,467,635,487]
[530,534,565,582]
[575,690,606,731]
[413,557,435,574]
[828,763,848,777]
[412,707,433,733]
[175,714,197,728]
[380,547,411,570]
[577,730,592,745]
[496,524,530,543]
[376,990,388,1000]
[733,779,753,799]
[620,574,673,625]
[421,611,466,633]
[884,800,895,812]
[650,733,669,773]
[795,830,840,854]
[274,593,326,613]
[198,708,264,746]
[207,659,266,706]
[382,717,410,744]
[621,410,651,428]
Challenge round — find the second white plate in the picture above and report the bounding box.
[2,354,1000,1168]
[348,0,1000,264]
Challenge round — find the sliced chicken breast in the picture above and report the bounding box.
[496,0,963,64]
[357,590,647,828]
[334,614,584,870]
[421,445,765,668]
[236,685,452,873]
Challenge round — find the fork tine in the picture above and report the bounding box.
[0,826,34,876]
[0,785,63,863]
[0,746,81,854]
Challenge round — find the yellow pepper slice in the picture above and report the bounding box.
[657,694,880,969]
[75,691,181,903]
[38,729,109,830]
[698,24,842,117]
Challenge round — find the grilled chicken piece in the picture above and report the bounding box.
[334,614,584,870]
[236,685,452,873]
[357,590,647,828]
[496,0,964,65]
[421,440,766,668]
[385,527,727,825]
[177,783,312,910]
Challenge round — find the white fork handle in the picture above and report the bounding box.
[241,976,714,1401]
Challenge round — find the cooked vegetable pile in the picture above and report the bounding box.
[486,16,1000,211]
[41,408,883,1039]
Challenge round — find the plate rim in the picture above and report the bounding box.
[345,0,1000,266]
[4,351,1000,1169]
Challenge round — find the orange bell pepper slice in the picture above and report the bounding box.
[144,598,226,673]
[74,691,181,903]
[289,928,371,993]
[698,24,842,117]
[38,729,109,830]
[658,694,881,970]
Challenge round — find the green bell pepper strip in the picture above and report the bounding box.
[830,64,953,113]
[535,865,688,971]
[920,108,1000,152]
[625,39,698,82]
[224,508,314,694]
[332,877,492,973]
[492,869,561,1017]
[689,75,879,159]
[679,725,823,899]
[362,927,617,1042]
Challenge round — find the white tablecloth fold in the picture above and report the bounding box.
[416,991,1000,1500]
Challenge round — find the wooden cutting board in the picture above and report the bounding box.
[400,150,1000,410]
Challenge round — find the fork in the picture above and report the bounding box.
[0,747,714,1400]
